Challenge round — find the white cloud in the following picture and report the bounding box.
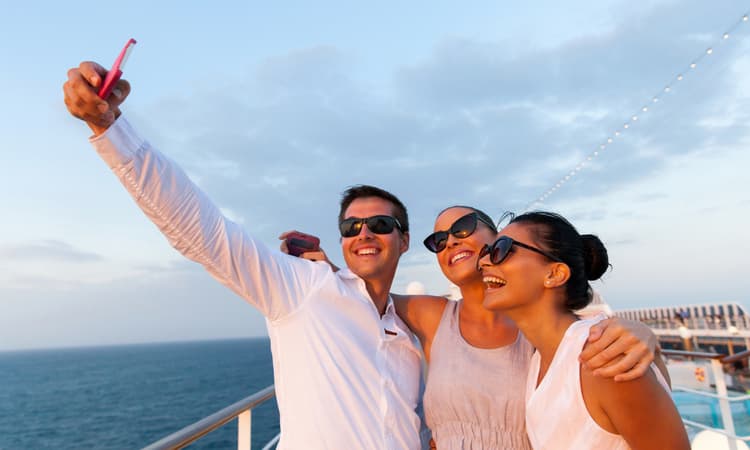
[0,240,103,262]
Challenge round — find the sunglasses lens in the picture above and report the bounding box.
[367,216,396,234]
[490,238,514,264]
[451,213,478,238]
[423,231,448,253]
[340,216,399,238]
[339,219,361,237]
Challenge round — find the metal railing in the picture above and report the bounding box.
[142,350,750,449]
[142,385,277,450]
[663,349,750,450]
[642,317,750,334]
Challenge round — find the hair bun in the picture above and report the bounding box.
[581,234,609,280]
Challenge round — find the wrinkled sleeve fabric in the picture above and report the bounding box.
[89,116,322,321]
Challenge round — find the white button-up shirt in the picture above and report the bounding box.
[91,117,423,449]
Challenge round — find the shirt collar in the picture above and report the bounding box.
[383,295,396,317]
[337,269,397,315]
[337,268,360,280]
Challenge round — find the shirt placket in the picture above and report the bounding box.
[379,309,399,449]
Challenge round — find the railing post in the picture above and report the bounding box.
[237,410,252,450]
[710,358,738,450]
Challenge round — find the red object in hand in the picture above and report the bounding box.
[285,232,321,257]
[98,38,136,99]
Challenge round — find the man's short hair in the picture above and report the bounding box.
[338,185,409,233]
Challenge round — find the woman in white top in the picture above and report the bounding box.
[478,211,689,450]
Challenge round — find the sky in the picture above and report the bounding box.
[1,0,749,351]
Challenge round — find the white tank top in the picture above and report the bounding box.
[524,316,670,450]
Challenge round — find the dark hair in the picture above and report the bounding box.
[509,211,609,311]
[339,185,409,233]
[438,205,498,233]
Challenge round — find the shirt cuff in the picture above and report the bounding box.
[89,115,146,170]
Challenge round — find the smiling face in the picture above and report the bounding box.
[340,196,409,284]
[433,207,497,287]
[480,222,554,312]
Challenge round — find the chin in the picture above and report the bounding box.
[446,267,480,286]
[350,266,376,279]
[482,294,508,312]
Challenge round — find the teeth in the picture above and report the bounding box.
[357,248,377,256]
[483,276,506,287]
[450,251,471,264]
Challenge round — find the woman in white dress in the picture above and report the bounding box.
[478,211,689,450]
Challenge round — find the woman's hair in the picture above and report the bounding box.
[438,205,498,233]
[508,211,609,311]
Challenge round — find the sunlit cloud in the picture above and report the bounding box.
[0,240,104,263]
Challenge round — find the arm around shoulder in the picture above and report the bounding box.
[392,294,448,353]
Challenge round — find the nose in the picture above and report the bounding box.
[445,233,461,248]
[476,246,491,271]
[358,223,375,238]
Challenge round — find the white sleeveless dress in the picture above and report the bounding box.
[524,316,670,450]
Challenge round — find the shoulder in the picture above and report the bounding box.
[581,363,671,433]
[590,365,666,405]
[392,294,449,337]
[392,293,448,316]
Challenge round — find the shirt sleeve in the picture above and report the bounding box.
[89,116,325,321]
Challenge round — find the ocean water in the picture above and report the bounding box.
[0,338,279,450]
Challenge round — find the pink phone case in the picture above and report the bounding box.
[98,38,136,99]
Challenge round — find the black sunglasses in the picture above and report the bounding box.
[477,236,563,269]
[423,212,496,253]
[339,215,403,238]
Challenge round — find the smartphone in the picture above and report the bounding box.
[285,232,321,257]
[98,38,137,99]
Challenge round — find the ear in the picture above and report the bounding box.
[544,262,570,288]
[399,231,410,255]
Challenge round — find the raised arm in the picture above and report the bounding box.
[63,62,325,321]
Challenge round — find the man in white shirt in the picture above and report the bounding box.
[63,61,663,449]
[64,61,425,449]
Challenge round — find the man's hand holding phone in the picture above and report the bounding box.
[279,231,339,272]
[63,39,135,136]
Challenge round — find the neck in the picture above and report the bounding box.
[459,277,486,305]
[364,278,393,316]
[460,278,509,322]
[455,278,519,349]
[504,297,577,378]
